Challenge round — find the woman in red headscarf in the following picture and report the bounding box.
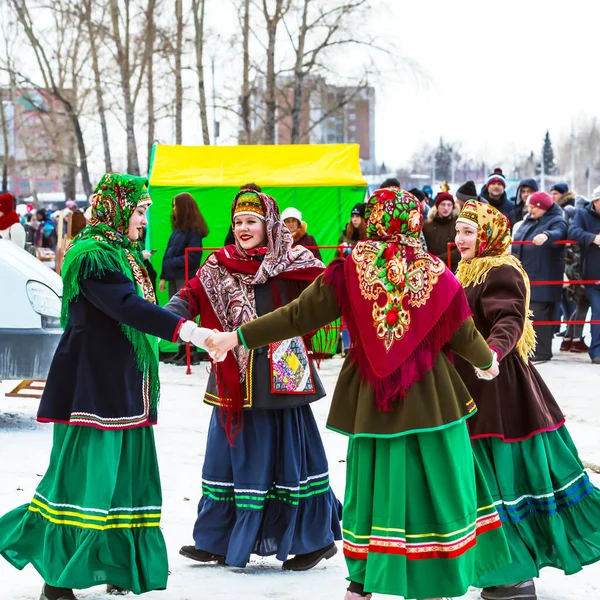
[0,192,25,248]
[454,200,600,600]
[165,190,342,571]
[206,188,511,600]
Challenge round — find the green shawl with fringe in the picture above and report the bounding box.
[60,173,160,409]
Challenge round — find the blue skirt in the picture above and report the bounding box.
[192,406,343,567]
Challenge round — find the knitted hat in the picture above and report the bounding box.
[591,185,600,202]
[551,182,569,195]
[485,168,506,188]
[528,191,553,211]
[408,188,426,202]
[456,181,478,202]
[351,202,366,218]
[0,192,16,213]
[233,191,266,220]
[281,207,302,223]
[434,192,455,208]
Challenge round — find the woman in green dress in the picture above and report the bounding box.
[205,187,511,599]
[0,173,207,600]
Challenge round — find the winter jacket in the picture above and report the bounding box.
[556,191,576,209]
[512,202,568,302]
[480,186,516,228]
[292,222,322,261]
[568,203,600,284]
[511,178,539,226]
[422,205,460,272]
[161,227,205,281]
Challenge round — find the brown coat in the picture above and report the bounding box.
[453,264,564,441]
[422,205,461,271]
[240,275,494,437]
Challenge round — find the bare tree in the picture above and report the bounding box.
[174,0,183,144]
[191,0,210,144]
[262,0,291,144]
[80,0,113,172]
[239,0,252,144]
[146,0,157,167]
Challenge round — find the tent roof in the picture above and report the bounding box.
[149,143,366,188]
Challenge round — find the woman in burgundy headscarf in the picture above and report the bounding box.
[0,192,25,248]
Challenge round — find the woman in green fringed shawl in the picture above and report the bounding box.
[0,173,211,600]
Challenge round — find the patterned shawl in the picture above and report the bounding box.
[196,191,324,440]
[324,187,472,411]
[455,200,536,361]
[60,173,161,407]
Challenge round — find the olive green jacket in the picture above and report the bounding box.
[240,275,493,438]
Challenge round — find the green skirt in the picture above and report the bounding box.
[0,424,167,594]
[473,425,600,587]
[343,421,510,599]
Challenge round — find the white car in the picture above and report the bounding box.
[0,239,63,380]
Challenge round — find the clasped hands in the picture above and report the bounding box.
[474,350,499,381]
[178,321,238,362]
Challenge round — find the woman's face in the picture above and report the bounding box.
[351,214,362,228]
[527,203,545,220]
[127,206,148,241]
[234,214,267,250]
[455,222,478,260]
[284,217,300,234]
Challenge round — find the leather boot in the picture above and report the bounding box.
[179,545,226,563]
[282,542,338,571]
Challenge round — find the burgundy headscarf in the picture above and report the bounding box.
[324,187,472,411]
[0,193,20,231]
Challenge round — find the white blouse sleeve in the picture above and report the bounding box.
[9,223,27,249]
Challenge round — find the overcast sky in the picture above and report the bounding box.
[368,0,600,169]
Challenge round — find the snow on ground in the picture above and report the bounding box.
[1,339,599,600]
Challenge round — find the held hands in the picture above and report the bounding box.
[206,331,239,362]
[178,321,225,362]
[475,351,499,381]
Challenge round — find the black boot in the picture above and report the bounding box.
[282,542,338,571]
[40,584,78,600]
[107,585,129,596]
[481,580,537,600]
[179,545,226,563]
[164,348,186,365]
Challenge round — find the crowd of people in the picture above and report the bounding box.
[0,169,599,600]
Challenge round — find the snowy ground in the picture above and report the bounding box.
[1,338,599,600]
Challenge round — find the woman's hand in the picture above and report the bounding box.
[475,351,499,380]
[532,233,549,246]
[159,279,166,292]
[207,331,239,361]
[142,250,152,260]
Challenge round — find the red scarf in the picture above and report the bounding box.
[0,193,20,231]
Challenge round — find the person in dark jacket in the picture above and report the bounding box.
[409,187,429,219]
[550,182,576,209]
[480,168,516,228]
[281,206,322,260]
[422,191,460,271]
[336,202,367,258]
[0,173,212,600]
[512,178,538,226]
[568,186,600,364]
[513,191,568,362]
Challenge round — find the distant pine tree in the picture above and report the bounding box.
[537,130,558,176]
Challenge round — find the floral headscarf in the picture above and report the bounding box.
[324,187,471,412]
[60,173,160,408]
[455,200,536,361]
[456,199,511,257]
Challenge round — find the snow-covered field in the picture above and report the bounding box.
[1,340,599,600]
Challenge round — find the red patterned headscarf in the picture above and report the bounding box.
[324,187,472,411]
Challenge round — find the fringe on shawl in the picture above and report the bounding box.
[61,243,161,410]
[323,259,472,412]
[455,255,536,362]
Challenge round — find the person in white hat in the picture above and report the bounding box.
[281,206,322,260]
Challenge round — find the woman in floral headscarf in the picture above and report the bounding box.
[0,173,210,600]
[454,200,600,600]
[206,188,511,600]
[166,189,342,571]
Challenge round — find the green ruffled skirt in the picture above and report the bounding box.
[343,421,510,599]
[473,425,600,587]
[0,424,167,594]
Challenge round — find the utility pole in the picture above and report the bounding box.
[570,125,576,191]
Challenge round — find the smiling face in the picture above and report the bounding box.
[455,221,478,260]
[487,181,504,199]
[127,205,148,241]
[234,214,267,250]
